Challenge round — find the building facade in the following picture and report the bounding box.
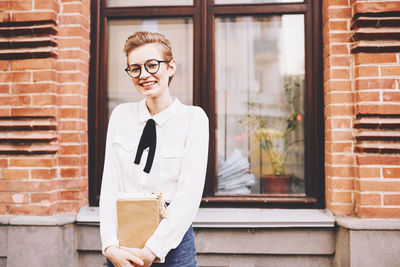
[0,0,400,266]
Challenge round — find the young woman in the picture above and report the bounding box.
[99,31,209,267]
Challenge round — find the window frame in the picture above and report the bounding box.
[88,0,324,208]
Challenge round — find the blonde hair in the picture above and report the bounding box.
[124,31,174,84]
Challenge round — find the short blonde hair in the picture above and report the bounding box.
[124,32,175,84]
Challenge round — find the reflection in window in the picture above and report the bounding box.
[215,0,302,4]
[107,19,193,117]
[216,15,305,195]
[108,0,193,7]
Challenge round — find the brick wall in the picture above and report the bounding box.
[324,0,400,218]
[0,0,90,215]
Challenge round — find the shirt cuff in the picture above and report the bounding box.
[102,240,119,256]
[145,236,169,262]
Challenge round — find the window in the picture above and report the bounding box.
[89,0,323,208]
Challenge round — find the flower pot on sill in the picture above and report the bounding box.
[261,174,291,194]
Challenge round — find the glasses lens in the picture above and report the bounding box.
[145,60,160,74]
[128,65,141,78]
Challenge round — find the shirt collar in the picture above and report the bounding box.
[138,98,181,126]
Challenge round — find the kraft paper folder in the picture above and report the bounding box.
[117,193,162,250]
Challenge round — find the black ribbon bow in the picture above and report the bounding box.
[134,119,156,173]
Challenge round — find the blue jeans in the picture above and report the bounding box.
[106,226,198,267]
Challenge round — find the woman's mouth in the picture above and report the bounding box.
[140,81,157,88]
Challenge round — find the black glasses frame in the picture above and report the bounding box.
[124,59,171,78]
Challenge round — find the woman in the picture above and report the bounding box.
[99,31,209,267]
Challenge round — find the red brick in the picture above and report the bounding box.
[327,130,353,141]
[355,192,381,206]
[328,191,353,203]
[325,166,354,178]
[383,92,400,102]
[59,145,82,155]
[330,118,351,129]
[0,158,8,168]
[383,168,400,179]
[58,49,89,61]
[8,180,58,192]
[58,156,80,166]
[356,91,380,102]
[327,153,355,165]
[58,83,86,94]
[62,2,90,17]
[359,167,381,179]
[359,180,400,192]
[328,19,348,31]
[384,194,400,206]
[357,207,400,218]
[357,104,400,115]
[58,72,88,84]
[326,92,353,104]
[57,200,86,213]
[59,14,90,30]
[0,84,10,94]
[32,70,57,82]
[11,107,57,117]
[357,155,400,165]
[356,79,396,90]
[355,53,397,65]
[1,169,29,179]
[331,68,350,79]
[58,178,86,190]
[58,37,89,50]
[0,1,11,10]
[60,190,86,200]
[0,72,31,83]
[10,0,33,11]
[354,66,379,78]
[0,108,10,116]
[380,66,400,76]
[8,203,57,215]
[59,121,82,130]
[0,96,31,106]
[31,192,59,203]
[326,177,353,190]
[0,204,8,214]
[0,181,8,192]
[34,0,60,12]
[353,2,400,15]
[328,142,353,153]
[12,11,57,22]
[60,168,79,178]
[326,80,351,91]
[327,32,352,42]
[11,83,56,94]
[10,58,55,70]
[325,105,354,116]
[31,168,57,179]
[331,44,349,55]
[9,157,56,167]
[328,203,354,216]
[32,94,57,105]
[330,56,351,67]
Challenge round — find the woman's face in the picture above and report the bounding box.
[127,43,176,99]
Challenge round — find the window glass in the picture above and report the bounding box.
[108,0,193,7]
[107,18,193,117]
[215,15,305,195]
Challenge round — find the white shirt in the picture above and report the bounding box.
[99,98,209,261]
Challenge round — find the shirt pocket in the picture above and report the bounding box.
[159,145,184,178]
[112,135,137,166]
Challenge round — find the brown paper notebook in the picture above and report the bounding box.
[116,194,162,249]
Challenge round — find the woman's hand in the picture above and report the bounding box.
[120,246,156,267]
[105,246,144,267]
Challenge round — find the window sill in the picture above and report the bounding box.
[76,205,335,228]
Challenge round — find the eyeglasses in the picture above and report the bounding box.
[125,59,171,78]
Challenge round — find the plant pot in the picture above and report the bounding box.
[261,174,291,194]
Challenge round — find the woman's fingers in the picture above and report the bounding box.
[126,254,144,266]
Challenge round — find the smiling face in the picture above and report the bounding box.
[127,43,176,99]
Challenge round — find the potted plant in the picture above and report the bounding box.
[239,77,302,193]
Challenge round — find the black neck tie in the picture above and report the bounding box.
[134,119,156,173]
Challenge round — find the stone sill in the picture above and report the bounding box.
[336,216,400,230]
[76,206,335,228]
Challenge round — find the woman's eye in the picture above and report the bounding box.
[131,67,140,72]
[148,64,158,68]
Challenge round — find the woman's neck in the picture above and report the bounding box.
[145,93,174,116]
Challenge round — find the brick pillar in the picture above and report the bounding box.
[324,0,400,218]
[323,0,355,216]
[0,0,90,216]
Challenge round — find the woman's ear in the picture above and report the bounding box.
[167,59,177,77]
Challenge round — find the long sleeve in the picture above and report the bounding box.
[99,109,120,255]
[145,107,209,260]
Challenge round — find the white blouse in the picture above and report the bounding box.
[99,98,209,261]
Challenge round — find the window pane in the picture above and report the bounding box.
[215,0,303,4]
[216,15,305,195]
[108,0,193,7]
[107,19,193,117]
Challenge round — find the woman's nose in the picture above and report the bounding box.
[139,65,151,78]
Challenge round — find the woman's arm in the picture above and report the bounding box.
[145,107,209,261]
